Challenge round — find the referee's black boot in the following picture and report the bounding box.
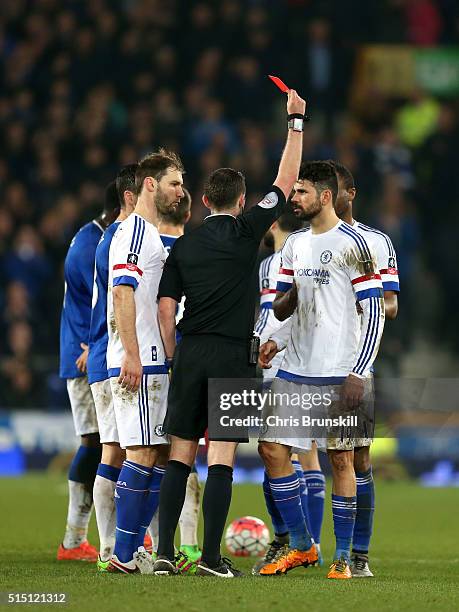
[153,555,179,576]
[196,557,243,578]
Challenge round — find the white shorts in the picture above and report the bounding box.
[91,379,118,444]
[66,377,99,436]
[258,377,374,451]
[110,373,169,448]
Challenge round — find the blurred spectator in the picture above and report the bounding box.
[395,90,440,148]
[2,226,51,299]
[405,0,443,46]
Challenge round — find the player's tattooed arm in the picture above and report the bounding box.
[273,281,297,321]
[158,297,177,362]
[113,284,142,392]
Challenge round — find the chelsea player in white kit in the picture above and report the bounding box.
[106,150,185,573]
[87,165,138,570]
[58,186,119,561]
[256,161,400,577]
[258,161,385,579]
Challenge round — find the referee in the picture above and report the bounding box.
[154,90,307,577]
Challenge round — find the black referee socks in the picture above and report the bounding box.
[157,460,191,560]
[201,464,234,568]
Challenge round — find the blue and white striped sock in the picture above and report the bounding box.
[332,494,357,562]
[262,471,288,537]
[113,460,152,563]
[353,468,375,555]
[303,470,325,544]
[135,465,165,550]
[292,461,312,536]
[269,473,313,551]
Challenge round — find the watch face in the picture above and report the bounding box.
[288,118,303,132]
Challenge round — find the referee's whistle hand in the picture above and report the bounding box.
[258,340,278,369]
[118,353,142,392]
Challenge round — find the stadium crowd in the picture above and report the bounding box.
[1,0,459,409]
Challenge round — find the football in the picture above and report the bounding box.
[225,516,270,557]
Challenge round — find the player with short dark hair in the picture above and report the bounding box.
[258,160,385,579]
[57,181,120,562]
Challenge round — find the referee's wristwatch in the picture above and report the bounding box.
[287,113,310,132]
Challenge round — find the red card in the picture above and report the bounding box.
[268,75,290,93]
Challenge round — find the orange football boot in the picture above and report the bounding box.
[327,558,352,579]
[57,540,98,562]
[259,544,318,575]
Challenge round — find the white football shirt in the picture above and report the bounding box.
[273,220,385,381]
[106,213,168,376]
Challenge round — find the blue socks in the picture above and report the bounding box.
[269,473,313,551]
[353,468,375,555]
[292,461,312,536]
[303,470,325,545]
[135,465,165,550]
[114,460,152,563]
[68,445,101,484]
[332,494,357,562]
[263,472,287,537]
[96,463,120,483]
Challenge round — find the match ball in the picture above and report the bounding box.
[225,516,270,557]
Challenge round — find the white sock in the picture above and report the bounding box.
[179,471,201,546]
[63,480,93,549]
[148,509,159,553]
[93,475,117,561]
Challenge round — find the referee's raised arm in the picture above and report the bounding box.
[241,89,307,242]
[273,89,307,199]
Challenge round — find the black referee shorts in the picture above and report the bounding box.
[163,334,256,441]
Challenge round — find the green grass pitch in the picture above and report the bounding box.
[0,473,457,611]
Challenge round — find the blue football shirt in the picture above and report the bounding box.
[59,221,104,379]
[87,222,121,385]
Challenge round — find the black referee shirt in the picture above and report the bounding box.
[158,185,286,342]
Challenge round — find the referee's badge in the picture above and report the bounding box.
[259,191,279,209]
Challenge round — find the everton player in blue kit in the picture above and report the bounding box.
[57,183,120,561]
[87,165,138,570]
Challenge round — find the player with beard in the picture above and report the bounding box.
[258,161,385,579]
[257,161,400,575]
[280,160,400,577]
[106,150,185,573]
